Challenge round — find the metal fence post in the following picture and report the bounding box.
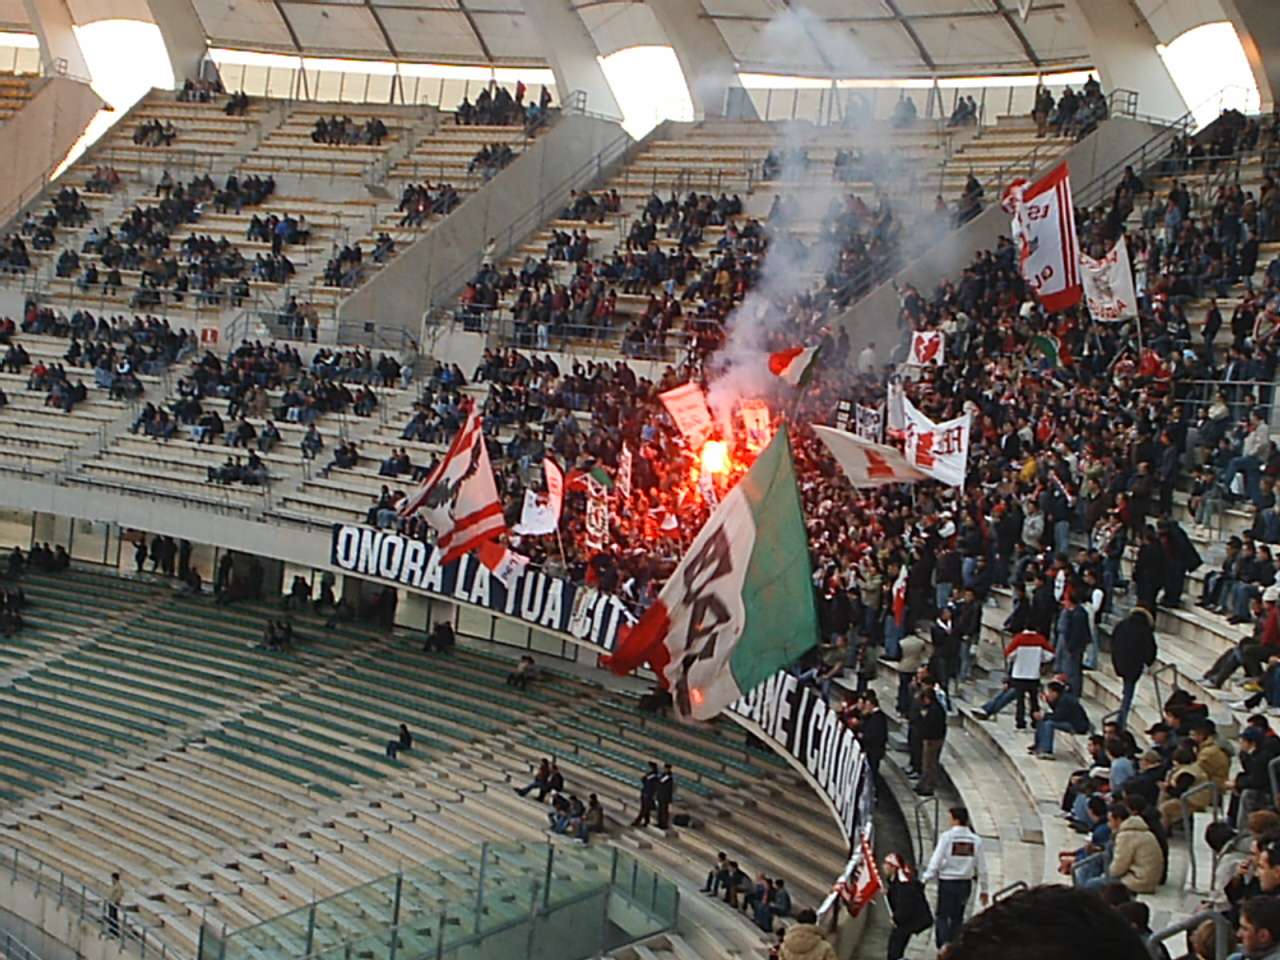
[474,842,488,934]
[435,910,447,960]
[389,872,403,960]
[543,843,555,910]
[304,901,316,956]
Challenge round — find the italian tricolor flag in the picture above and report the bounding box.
[767,345,820,386]
[603,428,818,722]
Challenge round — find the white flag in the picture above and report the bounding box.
[513,457,563,535]
[1079,233,1138,321]
[659,382,715,447]
[902,397,971,488]
[854,404,884,444]
[908,331,944,366]
[398,405,505,563]
[617,444,633,500]
[813,424,928,487]
[1004,160,1082,312]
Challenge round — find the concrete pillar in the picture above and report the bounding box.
[20,0,90,80]
[1063,0,1187,121]
[646,0,756,121]
[520,0,623,121]
[145,0,212,88]
[1221,0,1280,111]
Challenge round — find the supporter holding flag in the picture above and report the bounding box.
[602,428,818,722]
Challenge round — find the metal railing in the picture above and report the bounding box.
[991,880,1027,903]
[1070,849,1107,886]
[1177,780,1223,893]
[1147,909,1231,960]
[1,842,170,960]
[1073,84,1258,212]
[912,793,940,861]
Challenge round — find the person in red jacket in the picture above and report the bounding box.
[977,629,1054,729]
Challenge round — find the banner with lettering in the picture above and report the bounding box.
[617,445,633,501]
[739,400,772,451]
[330,524,632,650]
[902,396,971,487]
[659,382,715,447]
[854,404,884,444]
[1080,232,1138,321]
[584,477,609,549]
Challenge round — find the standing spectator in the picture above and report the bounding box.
[631,761,659,826]
[107,872,124,938]
[977,627,1053,728]
[656,762,674,829]
[922,806,988,950]
[883,853,932,960]
[915,684,946,797]
[859,691,889,780]
[1110,604,1157,730]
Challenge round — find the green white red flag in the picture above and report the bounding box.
[602,428,818,722]
[767,345,820,386]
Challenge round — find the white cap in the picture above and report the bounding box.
[939,521,956,539]
[1265,585,1280,603]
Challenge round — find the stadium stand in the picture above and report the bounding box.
[0,73,33,125]
[0,565,843,958]
[1,5,1279,960]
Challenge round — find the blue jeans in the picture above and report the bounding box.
[1117,676,1138,730]
[1034,718,1077,755]
[1224,454,1262,504]
[936,582,953,611]
[935,879,972,948]
[958,642,975,683]
[883,613,903,660]
[1053,519,1070,558]
[982,679,1038,727]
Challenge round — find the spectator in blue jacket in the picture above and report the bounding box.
[1030,681,1091,758]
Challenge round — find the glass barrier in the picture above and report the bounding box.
[199,841,677,960]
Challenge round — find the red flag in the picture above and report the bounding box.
[842,836,882,917]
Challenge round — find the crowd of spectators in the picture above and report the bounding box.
[132,119,177,148]
[311,115,388,147]
[394,182,460,229]
[455,82,552,132]
[287,103,1280,953]
[177,76,224,103]
[469,142,516,182]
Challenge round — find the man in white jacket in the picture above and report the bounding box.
[923,806,989,949]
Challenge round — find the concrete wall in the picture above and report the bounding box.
[0,77,103,228]
[337,113,633,343]
[833,116,1163,365]
[0,476,328,567]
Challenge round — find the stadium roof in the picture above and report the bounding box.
[0,0,1235,77]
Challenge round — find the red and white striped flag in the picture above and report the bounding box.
[398,403,506,564]
[1007,160,1082,312]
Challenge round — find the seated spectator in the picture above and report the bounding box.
[505,654,539,690]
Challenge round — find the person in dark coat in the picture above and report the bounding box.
[1158,517,1202,608]
[632,761,658,826]
[859,691,889,780]
[883,852,932,960]
[1133,525,1166,610]
[916,684,947,796]
[1110,604,1157,730]
[1029,571,1058,638]
[655,763,674,829]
